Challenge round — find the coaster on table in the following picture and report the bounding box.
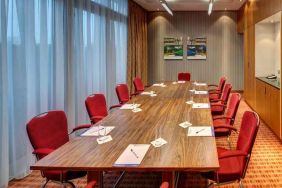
[151,138,168,148]
[179,121,192,128]
[97,135,112,144]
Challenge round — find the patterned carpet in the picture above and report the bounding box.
[8,99,282,188]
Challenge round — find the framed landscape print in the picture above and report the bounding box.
[187,37,207,60]
[164,37,183,60]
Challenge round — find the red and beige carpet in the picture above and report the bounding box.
[8,100,282,187]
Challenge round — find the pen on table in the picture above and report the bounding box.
[196,128,205,134]
[130,149,139,158]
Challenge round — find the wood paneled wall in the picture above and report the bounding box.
[147,12,244,90]
[239,0,281,138]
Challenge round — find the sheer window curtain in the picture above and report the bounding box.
[0,0,128,187]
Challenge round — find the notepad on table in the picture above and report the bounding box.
[113,144,150,166]
[177,81,185,84]
[192,103,210,109]
[194,90,208,95]
[81,126,115,137]
[187,126,214,137]
[195,83,207,86]
[141,91,155,95]
[120,104,141,110]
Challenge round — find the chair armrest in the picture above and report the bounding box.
[219,150,248,159]
[210,103,226,108]
[85,181,97,188]
[214,125,237,132]
[110,104,122,110]
[72,124,92,133]
[33,148,54,156]
[213,116,232,120]
[160,182,169,188]
[208,84,218,87]
[210,99,224,103]
[208,90,220,93]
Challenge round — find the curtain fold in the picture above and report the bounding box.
[127,0,148,93]
[0,0,128,187]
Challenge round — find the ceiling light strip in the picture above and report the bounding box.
[160,0,173,16]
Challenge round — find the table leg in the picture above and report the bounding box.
[162,171,177,188]
[87,171,103,188]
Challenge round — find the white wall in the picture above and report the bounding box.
[255,22,281,77]
[274,22,281,76]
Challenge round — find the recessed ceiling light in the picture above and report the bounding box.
[225,8,227,11]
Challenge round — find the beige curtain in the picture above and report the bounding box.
[127,0,148,93]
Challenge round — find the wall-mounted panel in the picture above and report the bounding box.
[148,12,244,90]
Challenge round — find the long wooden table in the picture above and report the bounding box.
[31,82,219,187]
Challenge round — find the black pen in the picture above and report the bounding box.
[130,149,139,158]
[196,128,205,134]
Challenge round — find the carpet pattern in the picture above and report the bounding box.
[8,100,282,188]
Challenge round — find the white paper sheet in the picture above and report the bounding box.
[141,91,155,95]
[186,100,195,105]
[120,104,141,110]
[194,90,208,95]
[81,126,115,137]
[132,108,142,113]
[177,81,186,84]
[153,83,167,87]
[195,83,207,86]
[97,135,113,144]
[192,103,210,109]
[187,126,213,137]
[113,144,150,166]
[179,121,192,128]
[151,138,168,148]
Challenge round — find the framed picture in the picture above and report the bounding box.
[164,37,183,60]
[187,37,207,60]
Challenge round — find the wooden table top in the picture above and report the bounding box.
[31,82,219,172]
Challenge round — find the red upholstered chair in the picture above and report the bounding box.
[160,182,169,188]
[209,77,227,100]
[133,77,145,95]
[85,181,97,188]
[203,111,260,187]
[85,94,120,124]
[210,84,232,115]
[178,72,191,81]
[213,93,241,148]
[115,84,130,104]
[26,111,90,188]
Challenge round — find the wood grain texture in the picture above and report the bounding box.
[31,82,219,172]
[147,11,244,90]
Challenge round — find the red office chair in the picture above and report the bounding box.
[85,181,97,188]
[115,84,131,104]
[133,77,145,95]
[213,93,241,148]
[203,111,260,187]
[85,94,120,124]
[210,84,232,115]
[209,77,227,100]
[178,72,191,81]
[162,111,260,188]
[26,111,90,188]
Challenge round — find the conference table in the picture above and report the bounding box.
[31,81,219,187]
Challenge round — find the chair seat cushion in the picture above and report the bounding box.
[211,105,224,115]
[209,93,220,100]
[202,147,244,183]
[213,125,231,137]
[43,170,87,181]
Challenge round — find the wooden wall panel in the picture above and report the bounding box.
[148,12,244,90]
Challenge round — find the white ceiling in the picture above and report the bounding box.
[133,0,246,11]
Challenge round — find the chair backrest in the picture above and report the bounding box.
[178,72,191,81]
[236,111,260,178]
[116,84,130,104]
[133,77,145,93]
[26,111,69,159]
[218,77,227,92]
[85,94,108,124]
[224,93,241,125]
[220,83,232,104]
